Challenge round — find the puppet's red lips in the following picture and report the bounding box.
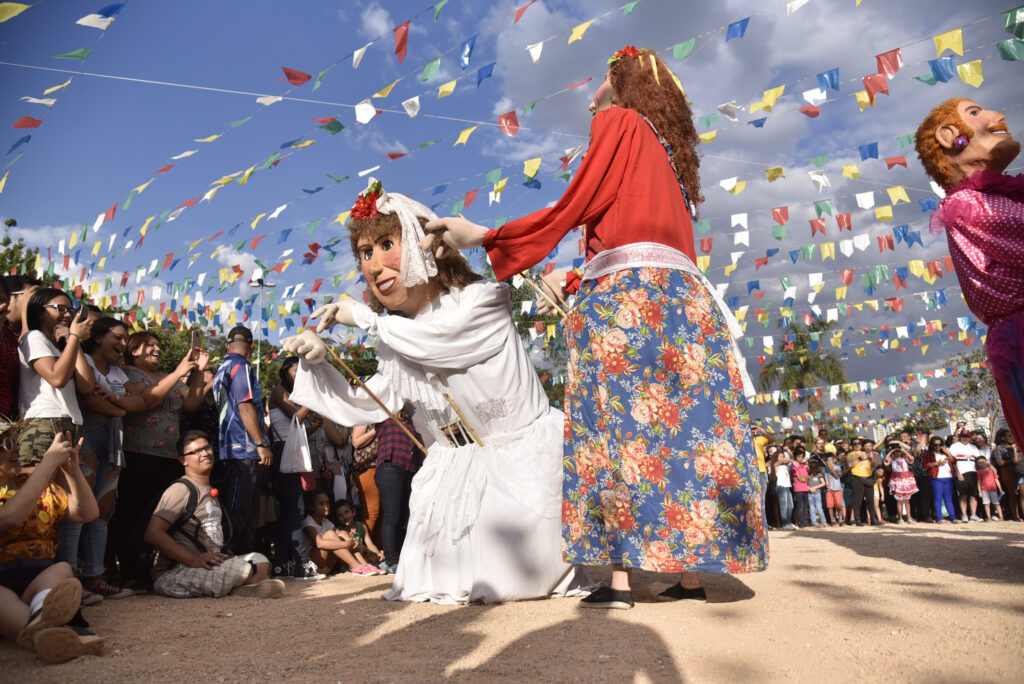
[376,277,396,294]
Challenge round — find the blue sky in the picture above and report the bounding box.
[1,0,1021,426]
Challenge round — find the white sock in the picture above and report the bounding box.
[28,588,51,615]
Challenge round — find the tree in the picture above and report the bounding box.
[0,219,44,277]
[756,319,850,417]
[934,348,1002,430]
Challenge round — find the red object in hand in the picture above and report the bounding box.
[210,488,219,498]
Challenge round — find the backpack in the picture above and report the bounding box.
[132,478,232,587]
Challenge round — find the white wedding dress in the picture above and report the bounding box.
[290,280,589,604]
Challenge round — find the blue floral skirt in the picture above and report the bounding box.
[560,267,768,574]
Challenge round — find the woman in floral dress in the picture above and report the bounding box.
[425,46,767,608]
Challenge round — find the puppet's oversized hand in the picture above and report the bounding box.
[536,269,568,315]
[421,216,488,257]
[280,330,327,364]
[311,298,369,332]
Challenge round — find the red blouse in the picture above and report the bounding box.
[483,107,696,282]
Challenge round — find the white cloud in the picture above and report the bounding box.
[358,2,392,40]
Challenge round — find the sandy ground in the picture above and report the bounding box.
[3,521,1023,683]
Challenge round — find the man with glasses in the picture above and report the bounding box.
[212,326,271,556]
[949,429,983,522]
[144,430,283,598]
[2,274,41,339]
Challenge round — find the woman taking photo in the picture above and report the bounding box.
[923,436,960,524]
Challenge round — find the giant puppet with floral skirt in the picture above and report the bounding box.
[916,99,1024,447]
[279,179,589,605]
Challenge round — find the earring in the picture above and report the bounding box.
[952,135,969,150]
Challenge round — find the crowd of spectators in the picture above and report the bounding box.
[755,425,1023,530]
[0,281,423,664]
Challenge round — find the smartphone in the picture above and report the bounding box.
[190,328,202,350]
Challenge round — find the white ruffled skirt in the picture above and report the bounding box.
[383,407,590,604]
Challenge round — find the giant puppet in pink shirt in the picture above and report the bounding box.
[916,98,1024,445]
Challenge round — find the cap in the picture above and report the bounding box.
[958,429,972,438]
[226,326,253,345]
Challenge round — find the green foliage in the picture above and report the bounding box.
[934,348,1001,425]
[756,319,850,417]
[0,222,44,279]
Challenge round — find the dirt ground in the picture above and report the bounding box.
[3,521,1023,683]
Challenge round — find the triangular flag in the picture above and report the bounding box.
[957,60,984,87]
[437,79,457,98]
[568,20,593,44]
[934,28,963,57]
[454,126,477,146]
[374,79,400,98]
[526,41,544,64]
[394,20,411,63]
[0,3,30,23]
[498,111,520,137]
[279,67,311,87]
[52,48,92,60]
[352,43,370,69]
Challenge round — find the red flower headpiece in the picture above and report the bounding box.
[351,180,383,221]
[608,45,640,64]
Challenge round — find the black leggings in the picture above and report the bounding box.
[851,475,878,523]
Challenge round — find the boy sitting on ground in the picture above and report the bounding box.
[144,430,284,599]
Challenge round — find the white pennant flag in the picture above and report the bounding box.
[786,0,810,14]
[855,191,875,209]
[731,213,748,229]
[853,234,871,251]
[730,251,745,265]
[526,41,544,65]
[257,95,282,106]
[719,176,740,192]
[353,43,371,69]
[401,96,420,118]
[354,99,376,124]
[802,87,828,106]
[19,96,56,107]
[808,170,830,192]
[358,165,381,177]
[268,204,287,220]
[839,239,854,257]
[716,101,743,121]
[76,14,115,30]
[171,150,198,160]
[734,231,749,246]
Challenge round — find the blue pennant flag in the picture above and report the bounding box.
[460,35,477,69]
[817,68,840,92]
[726,17,750,41]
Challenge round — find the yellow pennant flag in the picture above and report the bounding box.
[831,332,843,347]
[698,130,717,144]
[280,258,293,272]
[373,79,400,98]
[44,78,72,95]
[934,28,963,57]
[346,269,359,280]
[437,79,457,99]
[854,90,874,111]
[886,186,909,204]
[268,319,278,331]
[218,268,230,285]
[821,242,835,260]
[291,140,316,149]
[842,164,860,180]
[523,157,542,178]
[864,299,879,311]
[765,166,785,182]
[908,259,925,277]
[957,60,983,88]
[140,216,154,234]
[668,72,692,106]
[875,205,894,221]
[239,165,256,185]
[923,270,937,285]
[695,255,710,272]
[751,85,785,113]
[189,238,204,251]
[194,134,220,143]
[921,344,928,355]
[250,213,266,230]
[0,170,7,194]
[68,230,79,249]
[454,125,477,146]
[0,3,30,22]
[333,211,351,225]
[724,264,737,276]
[212,176,236,187]
[856,348,866,357]
[98,257,105,271]
[210,245,225,260]
[568,20,594,44]
[89,281,99,296]
[132,178,154,195]
[494,177,508,193]
[91,241,101,257]
[727,181,746,195]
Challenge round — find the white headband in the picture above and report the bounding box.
[364,177,438,287]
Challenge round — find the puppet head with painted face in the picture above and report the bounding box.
[916,98,1020,190]
[347,179,479,316]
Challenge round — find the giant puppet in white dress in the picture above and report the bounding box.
[283,180,587,605]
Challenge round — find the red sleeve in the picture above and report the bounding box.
[564,270,582,295]
[483,108,641,281]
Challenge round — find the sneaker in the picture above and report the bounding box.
[292,560,326,581]
[32,627,104,664]
[782,524,796,530]
[81,589,104,607]
[89,582,133,600]
[351,565,374,576]
[17,578,82,650]
[380,561,397,575]
[656,582,707,602]
[231,579,285,598]
[969,515,983,522]
[580,586,634,610]
[272,560,294,578]
[367,564,387,576]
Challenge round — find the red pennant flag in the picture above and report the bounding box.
[943,255,954,273]
[798,105,820,118]
[884,156,908,169]
[279,67,312,86]
[567,77,593,89]
[878,235,894,252]
[362,290,371,304]
[104,204,116,222]
[862,73,889,103]
[927,260,943,278]
[310,116,337,124]
[394,20,411,63]
[840,269,853,285]
[163,253,174,269]
[836,213,851,231]
[12,116,42,129]
[772,206,788,225]
[755,257,770,270]
[155,165,174,173]
[251,235,267,250]
[699,237,713,253]
[893,274,907,290]
[311,278,323,293]
[120,272,130,287]
[542,262,555,276]
[497,111,520,137]
[270,262,286,274]
[875,48,903,79]
[209,230,224,242]
[514,0,537,24]
[464,189,478,207]
[753,291,765,300]
[809,218,826,236]
[578,239,585,254]
[757,355,766,365]
[386,152,407,159]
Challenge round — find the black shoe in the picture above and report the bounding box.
[870,521,884,526]
[656,582,707,602]
[293,559,326,581]
[581,587,634,610]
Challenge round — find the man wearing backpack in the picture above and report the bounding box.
[144,430,284,598]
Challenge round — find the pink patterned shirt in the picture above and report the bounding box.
[931,171,1024,327]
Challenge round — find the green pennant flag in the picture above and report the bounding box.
[801,244,816,261]
[486,169,502,184]
[433,0,449,20]
[838,303,848,316]
[997,38,1024,60]
[4,151,22,170]
[307,219,323,236]
[693,219,711,234]
[698,112,718,128]
[260,152,281,169]
[814,199,833,217]
[104,278,112,290]
[771,224,787,240]
[896,133,915,149]
[230,116,252,128]
[554,169,571,182]
[325,174,348,183]
[122,192,135,210]
[494,217,508,229]
[873,264,889,281]
[332,274,344,288]
[233,240,246,252]
[312,65,335,91]
[523,100,540,114]
[53,48,91,60]
[318,119,344,134]
[779,276,791,289]
[1005,5,1024,39]
[419,139,440,149]
[449,200,465,217]
[914,74,937,85]
[808,154,828,168]
[158,208,171,220]
[672,37,695,60]
[624,0,642,14]
[421,56,441,81]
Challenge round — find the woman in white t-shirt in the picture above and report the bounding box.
[17,288,94,467]
[57,317,137,601]
[773,450,795,530]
